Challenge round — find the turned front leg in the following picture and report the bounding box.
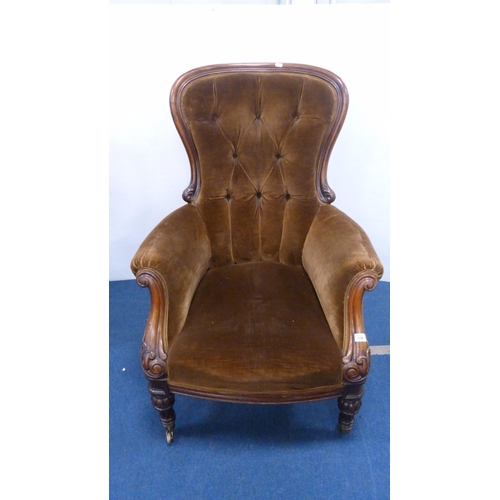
[148,380,176,444]
[338,385,364,434]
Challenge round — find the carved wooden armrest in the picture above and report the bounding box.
[341,270,379,384]
[131,204,211,380]
[302,204,383,384]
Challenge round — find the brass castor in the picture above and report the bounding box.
[166,430,174,445]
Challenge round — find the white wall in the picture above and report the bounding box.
[110,4,390,281]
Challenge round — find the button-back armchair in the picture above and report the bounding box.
[131,63,383,444]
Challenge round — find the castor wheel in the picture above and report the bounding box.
[166,430,174,445]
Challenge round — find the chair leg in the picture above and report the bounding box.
[338,385,364,434]
[148,380,176,444]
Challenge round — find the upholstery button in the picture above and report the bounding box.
[285,193,291,200]
[256,191,262,199]
[275,153,281,159]
[232,153,238,158]
[255,112,261,119]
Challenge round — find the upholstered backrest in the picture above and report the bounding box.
[171,63,348,268]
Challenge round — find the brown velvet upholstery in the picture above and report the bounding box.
[167,261,343,397]
[131,63,383,443]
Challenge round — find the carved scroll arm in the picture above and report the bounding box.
[302,203,384,383]
[341,271,379,384]
[136,269,169,380]
[131,204,211,380]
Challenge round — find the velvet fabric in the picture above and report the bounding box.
[131,64,383,402]
[302,204,384,349]
[167,261,343,396]
[130,204,211,346]
[181,72,339,268]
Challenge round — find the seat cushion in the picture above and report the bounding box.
[167,261,343,398]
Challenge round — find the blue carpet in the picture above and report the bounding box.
[110,279,389,500]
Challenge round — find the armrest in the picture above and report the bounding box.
[131,204,211,373]
[302,204,383,369]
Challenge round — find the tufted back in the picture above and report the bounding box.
[170,64,348,269]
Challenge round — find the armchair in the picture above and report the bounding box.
[131,63,383,444]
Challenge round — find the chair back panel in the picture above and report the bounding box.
[171,64,348,268]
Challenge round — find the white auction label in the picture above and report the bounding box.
[354,333,367,342]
